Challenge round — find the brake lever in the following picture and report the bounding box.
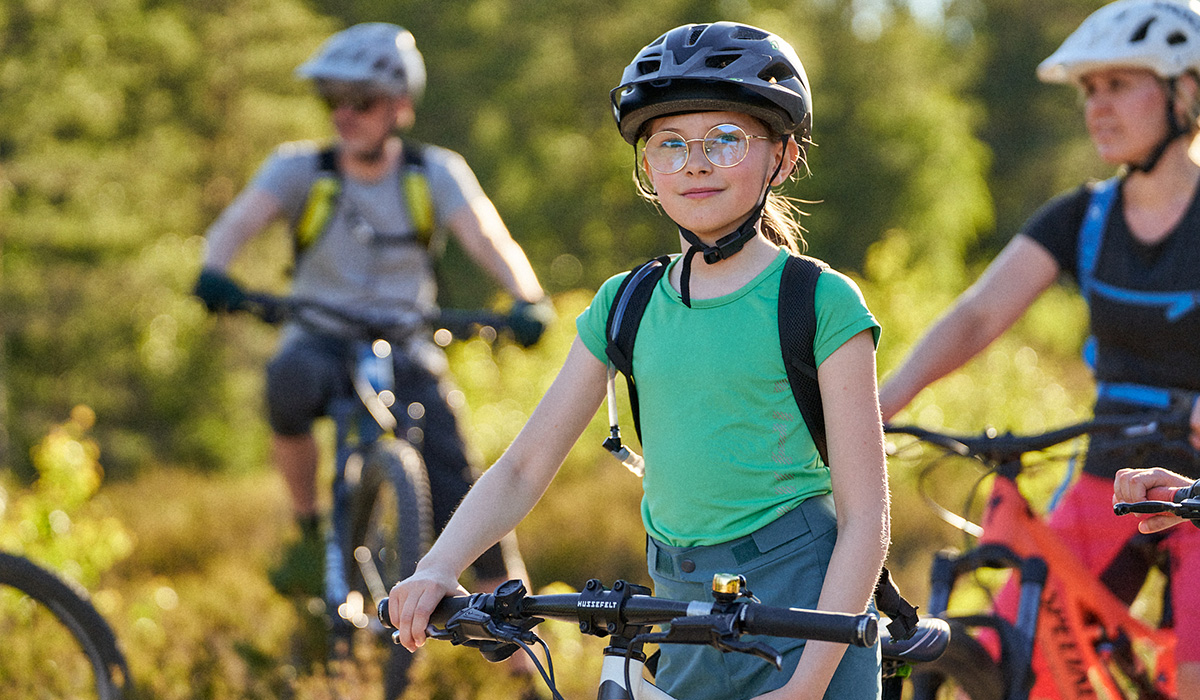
[430,606,541,645]
[711,637,784,670]
[1114,498,1200,520]
[637,614,785,670]
[1114,500,1177,516]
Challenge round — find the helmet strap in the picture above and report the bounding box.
[675,144,787,307]
[1131,77,1186,174]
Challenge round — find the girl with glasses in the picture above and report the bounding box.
[389,21,888,700]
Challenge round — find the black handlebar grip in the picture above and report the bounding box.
[376,594,480,631]
[378,598,393,629]
[1174,479,1200,503]
[740,606,878,648]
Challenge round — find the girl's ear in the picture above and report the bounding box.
[771,137,802,186]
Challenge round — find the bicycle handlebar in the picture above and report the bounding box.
[377,579,878,650]
[238,292,509,343]
[886,411,1192,465]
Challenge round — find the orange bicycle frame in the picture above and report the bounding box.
[978,473,1176,699]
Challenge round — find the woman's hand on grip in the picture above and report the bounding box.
[1113,467,1192,533]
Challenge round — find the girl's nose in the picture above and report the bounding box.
[683,145,712,174]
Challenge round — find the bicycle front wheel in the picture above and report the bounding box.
[0,551,131,700]
[909,618,1004,700]
[349,439,433,700]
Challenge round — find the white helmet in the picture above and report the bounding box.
[296,23,426,98]
[1038,0,1200,84]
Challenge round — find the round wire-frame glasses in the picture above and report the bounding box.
[642,123,773,174]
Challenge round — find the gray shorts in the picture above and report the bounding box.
[647,494,881,700]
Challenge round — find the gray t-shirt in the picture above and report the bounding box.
[252,140,484,321]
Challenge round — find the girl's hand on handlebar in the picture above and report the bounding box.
[1114,467,1193,533]
[387,569,467,652]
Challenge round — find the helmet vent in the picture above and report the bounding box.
[636,59,661,76]
[706,53,741,69]
[1169,31,1189,45]
[1131,17,1156,43]
[732,27,769,41]
[759,61,796,84]
[687,26,708,46]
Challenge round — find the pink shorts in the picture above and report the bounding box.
[994,472,1200,663]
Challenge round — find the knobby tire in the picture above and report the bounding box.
[350,439,433,700]
[909,618,1004,700]
[0,551,131,700]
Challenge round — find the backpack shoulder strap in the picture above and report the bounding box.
[1077,176,1119,368]
[294,146,341,258]
[778,254,829,465]
[1077,176,1120,299]
[400,141,436,247]
[605,256,671,443]
[294,144,438,260]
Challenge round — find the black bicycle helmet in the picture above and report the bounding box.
[610,22,812,145]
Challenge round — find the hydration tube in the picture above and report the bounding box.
[603,364,645,477]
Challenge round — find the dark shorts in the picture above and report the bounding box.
[265,329,505,579]
[646,494,882,700]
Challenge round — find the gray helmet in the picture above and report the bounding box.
[296,23,426,98]
[610,22,812,145]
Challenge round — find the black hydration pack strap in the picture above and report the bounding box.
[604,256,671,448]
[778,254,828,465]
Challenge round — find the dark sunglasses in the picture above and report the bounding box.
[321,93,385,113]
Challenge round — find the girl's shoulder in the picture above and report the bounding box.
[814,264,867,301]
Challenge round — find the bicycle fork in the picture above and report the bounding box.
[928,545,1048,700]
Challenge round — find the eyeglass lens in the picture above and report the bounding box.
[643,124,758,174]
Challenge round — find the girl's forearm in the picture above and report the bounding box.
[415,455,550,578]
[417,338,610,579]
[777,514,888,699]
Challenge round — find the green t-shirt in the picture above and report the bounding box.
[577,249,880,547]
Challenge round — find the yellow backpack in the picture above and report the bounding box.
[294,143,434,259]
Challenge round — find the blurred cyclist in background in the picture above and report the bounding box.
[193,22,551,602]
[880,2,1200,696]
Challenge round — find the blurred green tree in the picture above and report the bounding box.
[0,0,333,477]
[951,0,1111,256]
